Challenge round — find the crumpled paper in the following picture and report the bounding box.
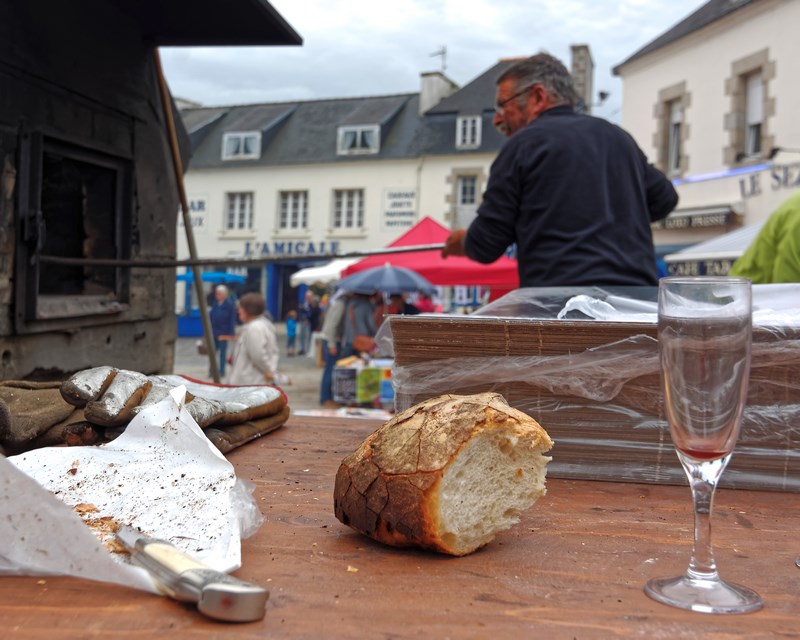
[0,386,258,592]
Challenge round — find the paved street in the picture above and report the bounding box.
[173,322,324,411]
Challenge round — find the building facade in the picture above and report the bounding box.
[613,0,800,275]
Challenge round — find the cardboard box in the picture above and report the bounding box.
[332,367,357,404]
[388,286,800,492]
[334,360,393,406]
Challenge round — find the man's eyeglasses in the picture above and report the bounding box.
[494,85,534,114]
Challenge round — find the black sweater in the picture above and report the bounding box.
[465,106,678,287]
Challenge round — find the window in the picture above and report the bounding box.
[333,189,364,229]
[654,82,687,176]
[222,132,261,160]
[337,126,379,155]
[456,116,482,149]
[667,101,682,175]
[725,49,773,164]
[279,191,308,230]
[14,131,133,327]
[225,192,254,230]
[458,176,477,205]
[455,175,479,228]
[744,72,763,157]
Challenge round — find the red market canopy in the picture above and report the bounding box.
[342,217,519,289]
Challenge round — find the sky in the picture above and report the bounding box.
[159,0,704,123]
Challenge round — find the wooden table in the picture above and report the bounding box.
[1,415,798,638]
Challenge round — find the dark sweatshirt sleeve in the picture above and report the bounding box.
[463,144,520,263]
[643,159,679,222]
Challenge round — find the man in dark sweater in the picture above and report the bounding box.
[442,53,678,287]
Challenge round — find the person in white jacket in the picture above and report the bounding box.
[228,293,280,386]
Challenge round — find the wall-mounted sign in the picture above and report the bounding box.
[382,188,416,231]
[739,161,800,199]
[653,207,734,230]
[667,259,734,277]
[244,240,342,257]
[177,196,208,233]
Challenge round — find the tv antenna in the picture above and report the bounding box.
[430,45,447,72]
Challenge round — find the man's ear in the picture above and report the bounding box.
[526,84,554,119]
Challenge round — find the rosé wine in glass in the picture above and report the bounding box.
[644,277,762,615]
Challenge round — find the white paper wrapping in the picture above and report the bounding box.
[0,386,249,592]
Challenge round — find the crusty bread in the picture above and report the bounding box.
[333,392,553,556]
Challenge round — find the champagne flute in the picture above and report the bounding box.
[644,276,763,614]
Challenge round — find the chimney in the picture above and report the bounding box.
[419,71,458,115]
[570,44,594,114]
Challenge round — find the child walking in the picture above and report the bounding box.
[286,309,298,356]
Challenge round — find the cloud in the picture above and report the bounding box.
[160,0,702,121]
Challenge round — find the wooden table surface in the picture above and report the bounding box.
[1,415,798,639]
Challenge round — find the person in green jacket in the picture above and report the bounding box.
[729,190,800,283]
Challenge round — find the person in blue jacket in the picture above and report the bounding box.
[209,284,237,377]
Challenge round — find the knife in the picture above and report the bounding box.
[116,525,269,622]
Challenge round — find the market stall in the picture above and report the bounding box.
[342,217,519,304]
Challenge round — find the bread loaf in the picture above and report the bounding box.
[333,392,553,556]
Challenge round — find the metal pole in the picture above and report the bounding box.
[37,243,448,269]
[153,48,221,382]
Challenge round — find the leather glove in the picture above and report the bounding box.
[60,366,286,429]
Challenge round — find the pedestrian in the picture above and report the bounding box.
[209,284,236,377]
[297,290,315,355]
[729,190,800,283]
[308,296,322,347]
[442,52,678,287]
[342,292,377,357]
[286,309,298,356]
[228,293,280,386]
[416,293,435,313]
[374,293,419,329]
[319,292,347,407]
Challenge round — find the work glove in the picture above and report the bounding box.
[60,366,287,429]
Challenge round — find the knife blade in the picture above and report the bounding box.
[116,525,269,622]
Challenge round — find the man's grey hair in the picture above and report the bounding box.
[216,284,229,295]
[498,53,578,108]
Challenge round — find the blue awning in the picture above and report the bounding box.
[176,271,246,284]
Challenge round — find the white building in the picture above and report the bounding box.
[613,0,800,275]
[177,66,506,323]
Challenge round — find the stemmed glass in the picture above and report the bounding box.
[644,276,763,614]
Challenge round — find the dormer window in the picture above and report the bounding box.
[456,116,481,149]
[337,125,379,155]
[222,131,261,160]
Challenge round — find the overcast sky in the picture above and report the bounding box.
[159,0,703,123]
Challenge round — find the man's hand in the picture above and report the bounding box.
[442,228,468,258]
